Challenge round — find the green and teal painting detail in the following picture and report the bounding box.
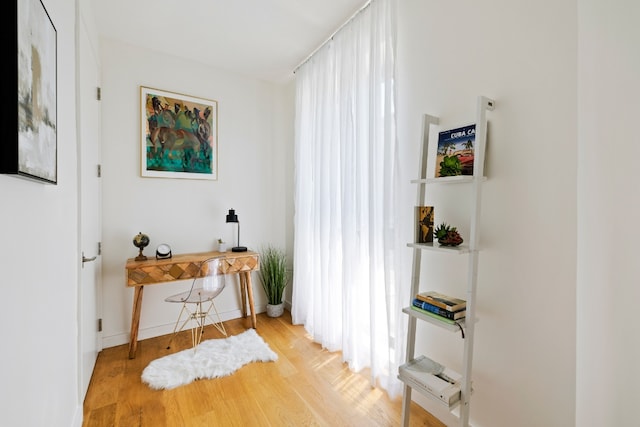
[142,87,217,179]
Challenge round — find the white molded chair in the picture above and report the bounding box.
[165,257,227,350]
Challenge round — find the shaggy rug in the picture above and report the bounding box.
[141,329,278,390]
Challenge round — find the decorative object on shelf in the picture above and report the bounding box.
[133,232,150,261]
[259,245,288,317]
[225,209,247,252]
[217,238,227,252]
[415,206,434,243]
[1,0,57,184]
[155,243,172,260]
[140,86,218,180]
[398,355,464,406]
[434,222,464,247]
[436,124,476,177]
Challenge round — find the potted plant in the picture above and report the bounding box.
[434,222,464,246]
[217,238,227,252]
[259,245,289,317]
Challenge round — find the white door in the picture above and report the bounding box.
[79,17,102,398]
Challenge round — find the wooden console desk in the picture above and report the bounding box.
[125,250,260,359]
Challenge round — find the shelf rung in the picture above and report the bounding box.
[407,242,471,254]
[402,307,466,333]
[411,176,487,185]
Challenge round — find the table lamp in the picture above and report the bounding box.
[226,208,247,252]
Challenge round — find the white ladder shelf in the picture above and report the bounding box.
[400,96,495,427]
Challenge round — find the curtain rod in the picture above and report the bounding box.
[292,0,371,74]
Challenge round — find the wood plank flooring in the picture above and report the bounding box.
[83,310,444,427]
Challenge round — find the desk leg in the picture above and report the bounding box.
[242,271,257,328]
[240,273,247,318]
[128,286,144,359]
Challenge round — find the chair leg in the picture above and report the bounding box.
[167,304,190,349]
[205,300,227,337]
[194,303,207,347]
[191,302,209,350]
[167,300,227,352]
[192,300,227,350]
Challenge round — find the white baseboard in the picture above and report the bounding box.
[101,306,267,349]
[72,403,83,427]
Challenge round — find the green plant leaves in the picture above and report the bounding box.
[439,155,462,176]
[258,246,289,305]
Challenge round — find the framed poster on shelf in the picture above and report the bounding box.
[415,206,434,243]
[140,86,218,180]
[435,124,476,178]
[1,0,57,184]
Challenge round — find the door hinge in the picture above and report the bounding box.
[98,318,103,332]
[98,242,102,255]
[97,87,101,101]
[97,164,101,177]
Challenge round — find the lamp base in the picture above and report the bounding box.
[232,246,248,252]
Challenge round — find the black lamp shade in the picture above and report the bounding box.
[226,209,238,223]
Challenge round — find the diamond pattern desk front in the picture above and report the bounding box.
[125,250,259,359]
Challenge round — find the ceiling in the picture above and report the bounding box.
[90,0,367,84]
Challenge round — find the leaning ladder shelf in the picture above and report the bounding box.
[400,96,495,427]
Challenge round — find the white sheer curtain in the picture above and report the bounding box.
[292,0,405,397]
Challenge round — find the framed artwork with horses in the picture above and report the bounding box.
[140,86,218,180]
[0,0,57,184]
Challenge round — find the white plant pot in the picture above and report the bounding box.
[218,243,227,252]
[266,303,284,318]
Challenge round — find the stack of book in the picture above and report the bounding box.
[411,291,466,324]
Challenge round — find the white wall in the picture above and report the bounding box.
[2,2,633,426]
[576,1,640,426]
[0,0,82,425]
[99,39,293,347]
[396,1,577,426]
[274,79,297,305]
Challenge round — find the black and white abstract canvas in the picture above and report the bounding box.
[16,0,57,183]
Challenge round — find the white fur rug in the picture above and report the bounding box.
[141,329,278,390]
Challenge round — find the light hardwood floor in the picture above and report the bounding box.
[83,310,444,427]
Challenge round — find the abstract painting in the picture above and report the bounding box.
[1,0,57,183]
[140,86,218,180]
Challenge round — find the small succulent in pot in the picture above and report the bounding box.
[434,222,464,247]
